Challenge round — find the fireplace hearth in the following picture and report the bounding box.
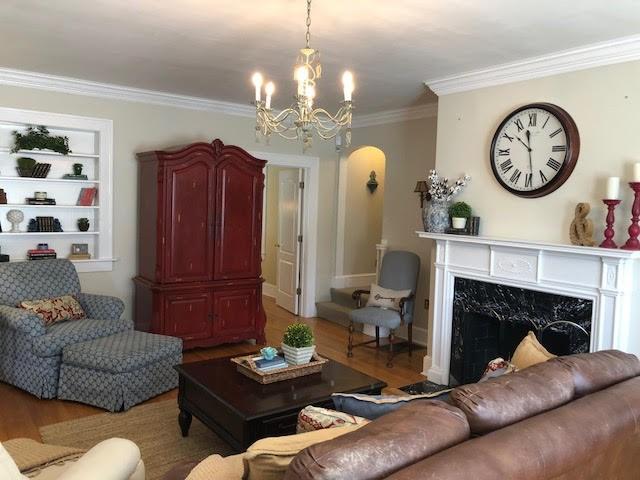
[450,278,592,385]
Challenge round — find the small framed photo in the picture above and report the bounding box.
[71,243,89,255]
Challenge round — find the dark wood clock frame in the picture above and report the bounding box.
[490,102,580,198]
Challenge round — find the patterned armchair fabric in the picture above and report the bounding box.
[0,259,129,399]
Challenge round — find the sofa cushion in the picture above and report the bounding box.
[19,295,85,327]
[183,455,244,480]
[285,401,470,480]
[331,391,452,420]
[31,317,132,357]
[350,307,403,329]
[245,425,361,480]
[553,350,640,397]
[511,331,556,370]
[296,405,370,433]
[451,359,574,435]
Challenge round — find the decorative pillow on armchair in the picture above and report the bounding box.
[365,284,412,312]
[19,295,85,326]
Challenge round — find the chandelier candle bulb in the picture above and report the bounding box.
[252,72,263,102]
[342,71,354,102]
[265,82,275,110]
[606,177,620,200]
[633,163,640,182]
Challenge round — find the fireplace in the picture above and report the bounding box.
[449,278,592,385]
[417,232,640,385]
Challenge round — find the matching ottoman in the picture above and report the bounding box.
[58,330,183,412]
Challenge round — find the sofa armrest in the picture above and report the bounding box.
[59,438,143,480]
[0,304,46,337]
[76,293,125,320]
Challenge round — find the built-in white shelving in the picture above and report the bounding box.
[0,107,114,272]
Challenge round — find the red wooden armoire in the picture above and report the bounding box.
[134,139,266,349]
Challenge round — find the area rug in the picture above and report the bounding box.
[39,400,234,480]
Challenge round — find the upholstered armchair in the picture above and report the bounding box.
[0,259,131,398]
[348,251,420,367]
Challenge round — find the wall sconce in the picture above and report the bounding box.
[414,180,430,208]
[367,170,379,193]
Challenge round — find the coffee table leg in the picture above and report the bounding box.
[178,409,193,437]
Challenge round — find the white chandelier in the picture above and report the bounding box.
[250,0,354,151]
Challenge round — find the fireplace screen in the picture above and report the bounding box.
[449,277,592,386]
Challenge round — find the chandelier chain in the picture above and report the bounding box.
[305,0,312,48]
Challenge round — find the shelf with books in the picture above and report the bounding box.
[0,108,113,272]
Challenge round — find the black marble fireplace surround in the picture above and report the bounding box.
[449,277,593,386]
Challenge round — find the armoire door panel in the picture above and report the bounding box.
[164,154,215,282]
[213,287,257,337]
[214,159,261,280]
[164,291,211,341]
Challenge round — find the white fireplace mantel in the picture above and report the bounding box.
[418,232,640,385]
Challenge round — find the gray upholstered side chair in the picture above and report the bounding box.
[0,259,130,398]
[348,250,420,367]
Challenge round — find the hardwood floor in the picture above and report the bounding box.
[0,296,426,442]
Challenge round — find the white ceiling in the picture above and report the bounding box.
[1,0,640,114]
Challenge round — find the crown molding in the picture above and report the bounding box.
[425,34,640,96]
[352,103,437,128]
[0,67,255,117]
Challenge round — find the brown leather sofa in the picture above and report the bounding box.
[286,350,640,479]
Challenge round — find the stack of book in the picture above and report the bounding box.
[27,248,57,260]
[254,355,287,373]
[27,197,56,205]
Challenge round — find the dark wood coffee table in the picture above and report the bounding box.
[175,356,386,451]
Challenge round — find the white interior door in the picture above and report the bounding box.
[276,169,302,314]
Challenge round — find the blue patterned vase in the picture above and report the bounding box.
[423,198,451,233]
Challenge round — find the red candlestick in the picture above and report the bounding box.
[600,199,621,248]
[622,182,640,250]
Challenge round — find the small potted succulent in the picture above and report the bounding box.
[16,157,36,177]
[449,201,472,229]
[281,323,315,365]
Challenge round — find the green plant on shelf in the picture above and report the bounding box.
[11,126,71,155]
[449,201,472,218]
[282,323,314,348]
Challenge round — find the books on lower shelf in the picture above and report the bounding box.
[254,355,287,372]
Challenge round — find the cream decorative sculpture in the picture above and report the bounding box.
[7,209,24,233]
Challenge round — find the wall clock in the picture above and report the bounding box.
[490,103,579,198]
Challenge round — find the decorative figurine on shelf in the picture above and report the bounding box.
[366,171,379,193]
[423,169,471,233]
[570,203,597,247]
[53,219,63,232]
[0,189,7,204]
[7,209,24,233]
[64,163,88,180]
[77,218,90,232]
[27,219,37,232]
[260,346,278,361]
[73,163,83,175]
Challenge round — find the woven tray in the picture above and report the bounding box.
[231,351,328,384]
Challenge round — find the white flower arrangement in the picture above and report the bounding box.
[427,169,471,201]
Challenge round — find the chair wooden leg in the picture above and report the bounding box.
[375,326,380,347]
[347,321,354,358]
[387,329,395,368]
[408,323,413,357]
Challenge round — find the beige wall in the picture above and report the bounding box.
[343,146,385,275]
[0,84,340,316]
[262,165,298,286]
[350,116,439,343]
[435,60,640,244]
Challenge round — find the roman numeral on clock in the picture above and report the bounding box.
[552,145,566,152]
[510,169,522,184]
[502,132,514,142]
[498,148,510,156]
[542,115,550,129]
[539,170,548,183]
[549,128,562,138]
[525,173,533,188]
[528,113,537,127]
[514,118,524,132]
[547,158,562,171]
[500,159,513,173]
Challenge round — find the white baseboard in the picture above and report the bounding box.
[262,282,277,298]
[395,325,428,347]
[331,273,376,289]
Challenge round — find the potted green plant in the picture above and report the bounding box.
[449,201,472,229]
[281,323,315,365]
[16,157,36,177]
[11,126,71,155]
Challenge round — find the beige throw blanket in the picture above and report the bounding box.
[3,438,85,476]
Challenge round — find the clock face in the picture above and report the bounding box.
[490,103,579,198]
